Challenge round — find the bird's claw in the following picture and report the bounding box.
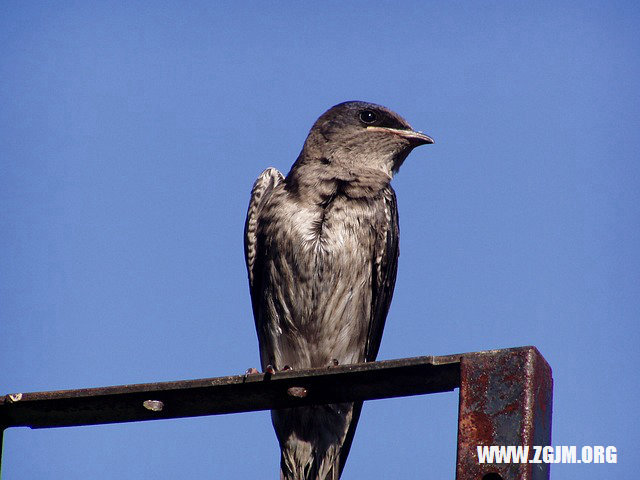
[265,364,276,375]
[243,367,260,381]
[282,365,292,371]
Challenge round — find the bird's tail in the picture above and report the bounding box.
[274,401,363,480]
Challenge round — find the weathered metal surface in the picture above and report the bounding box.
[456,347,553,480]
[0,355,460,429]
[0,346,552,477]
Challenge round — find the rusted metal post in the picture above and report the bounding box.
[456,347,553,480]
[0,426,4,471]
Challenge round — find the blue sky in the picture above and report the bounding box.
[1,1,638,478]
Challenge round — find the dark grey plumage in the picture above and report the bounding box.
[244,101,433,480]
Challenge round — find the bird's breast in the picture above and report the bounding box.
[291,195,376,259]
[262,189,386,367]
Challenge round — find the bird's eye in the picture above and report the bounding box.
[359,110,378,124]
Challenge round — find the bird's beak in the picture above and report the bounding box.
[366,126,434,146]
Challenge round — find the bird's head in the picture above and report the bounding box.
[299,101,434,177]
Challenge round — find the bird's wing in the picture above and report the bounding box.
[244,167,284,321]
[364,187,400,362]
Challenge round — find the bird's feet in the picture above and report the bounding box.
[243,367,260,381]
[328,359,339,368]
[244,365,290,381]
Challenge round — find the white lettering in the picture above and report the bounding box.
[475,445,616,464]
[561,445,576,463]
[542,446,554,463]
[605,446,617,463]
[582,446,593,463]
[593,445,604,463]
[531,445,542,463]
[477,446,492,463]
[508,446,529,463]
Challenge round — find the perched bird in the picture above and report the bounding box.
[244,101,433,479]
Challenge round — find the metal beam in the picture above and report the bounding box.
[0,355,460,429]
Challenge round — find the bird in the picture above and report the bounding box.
[244,101,433,479]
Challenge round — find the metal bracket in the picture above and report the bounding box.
[0,346,552,478]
